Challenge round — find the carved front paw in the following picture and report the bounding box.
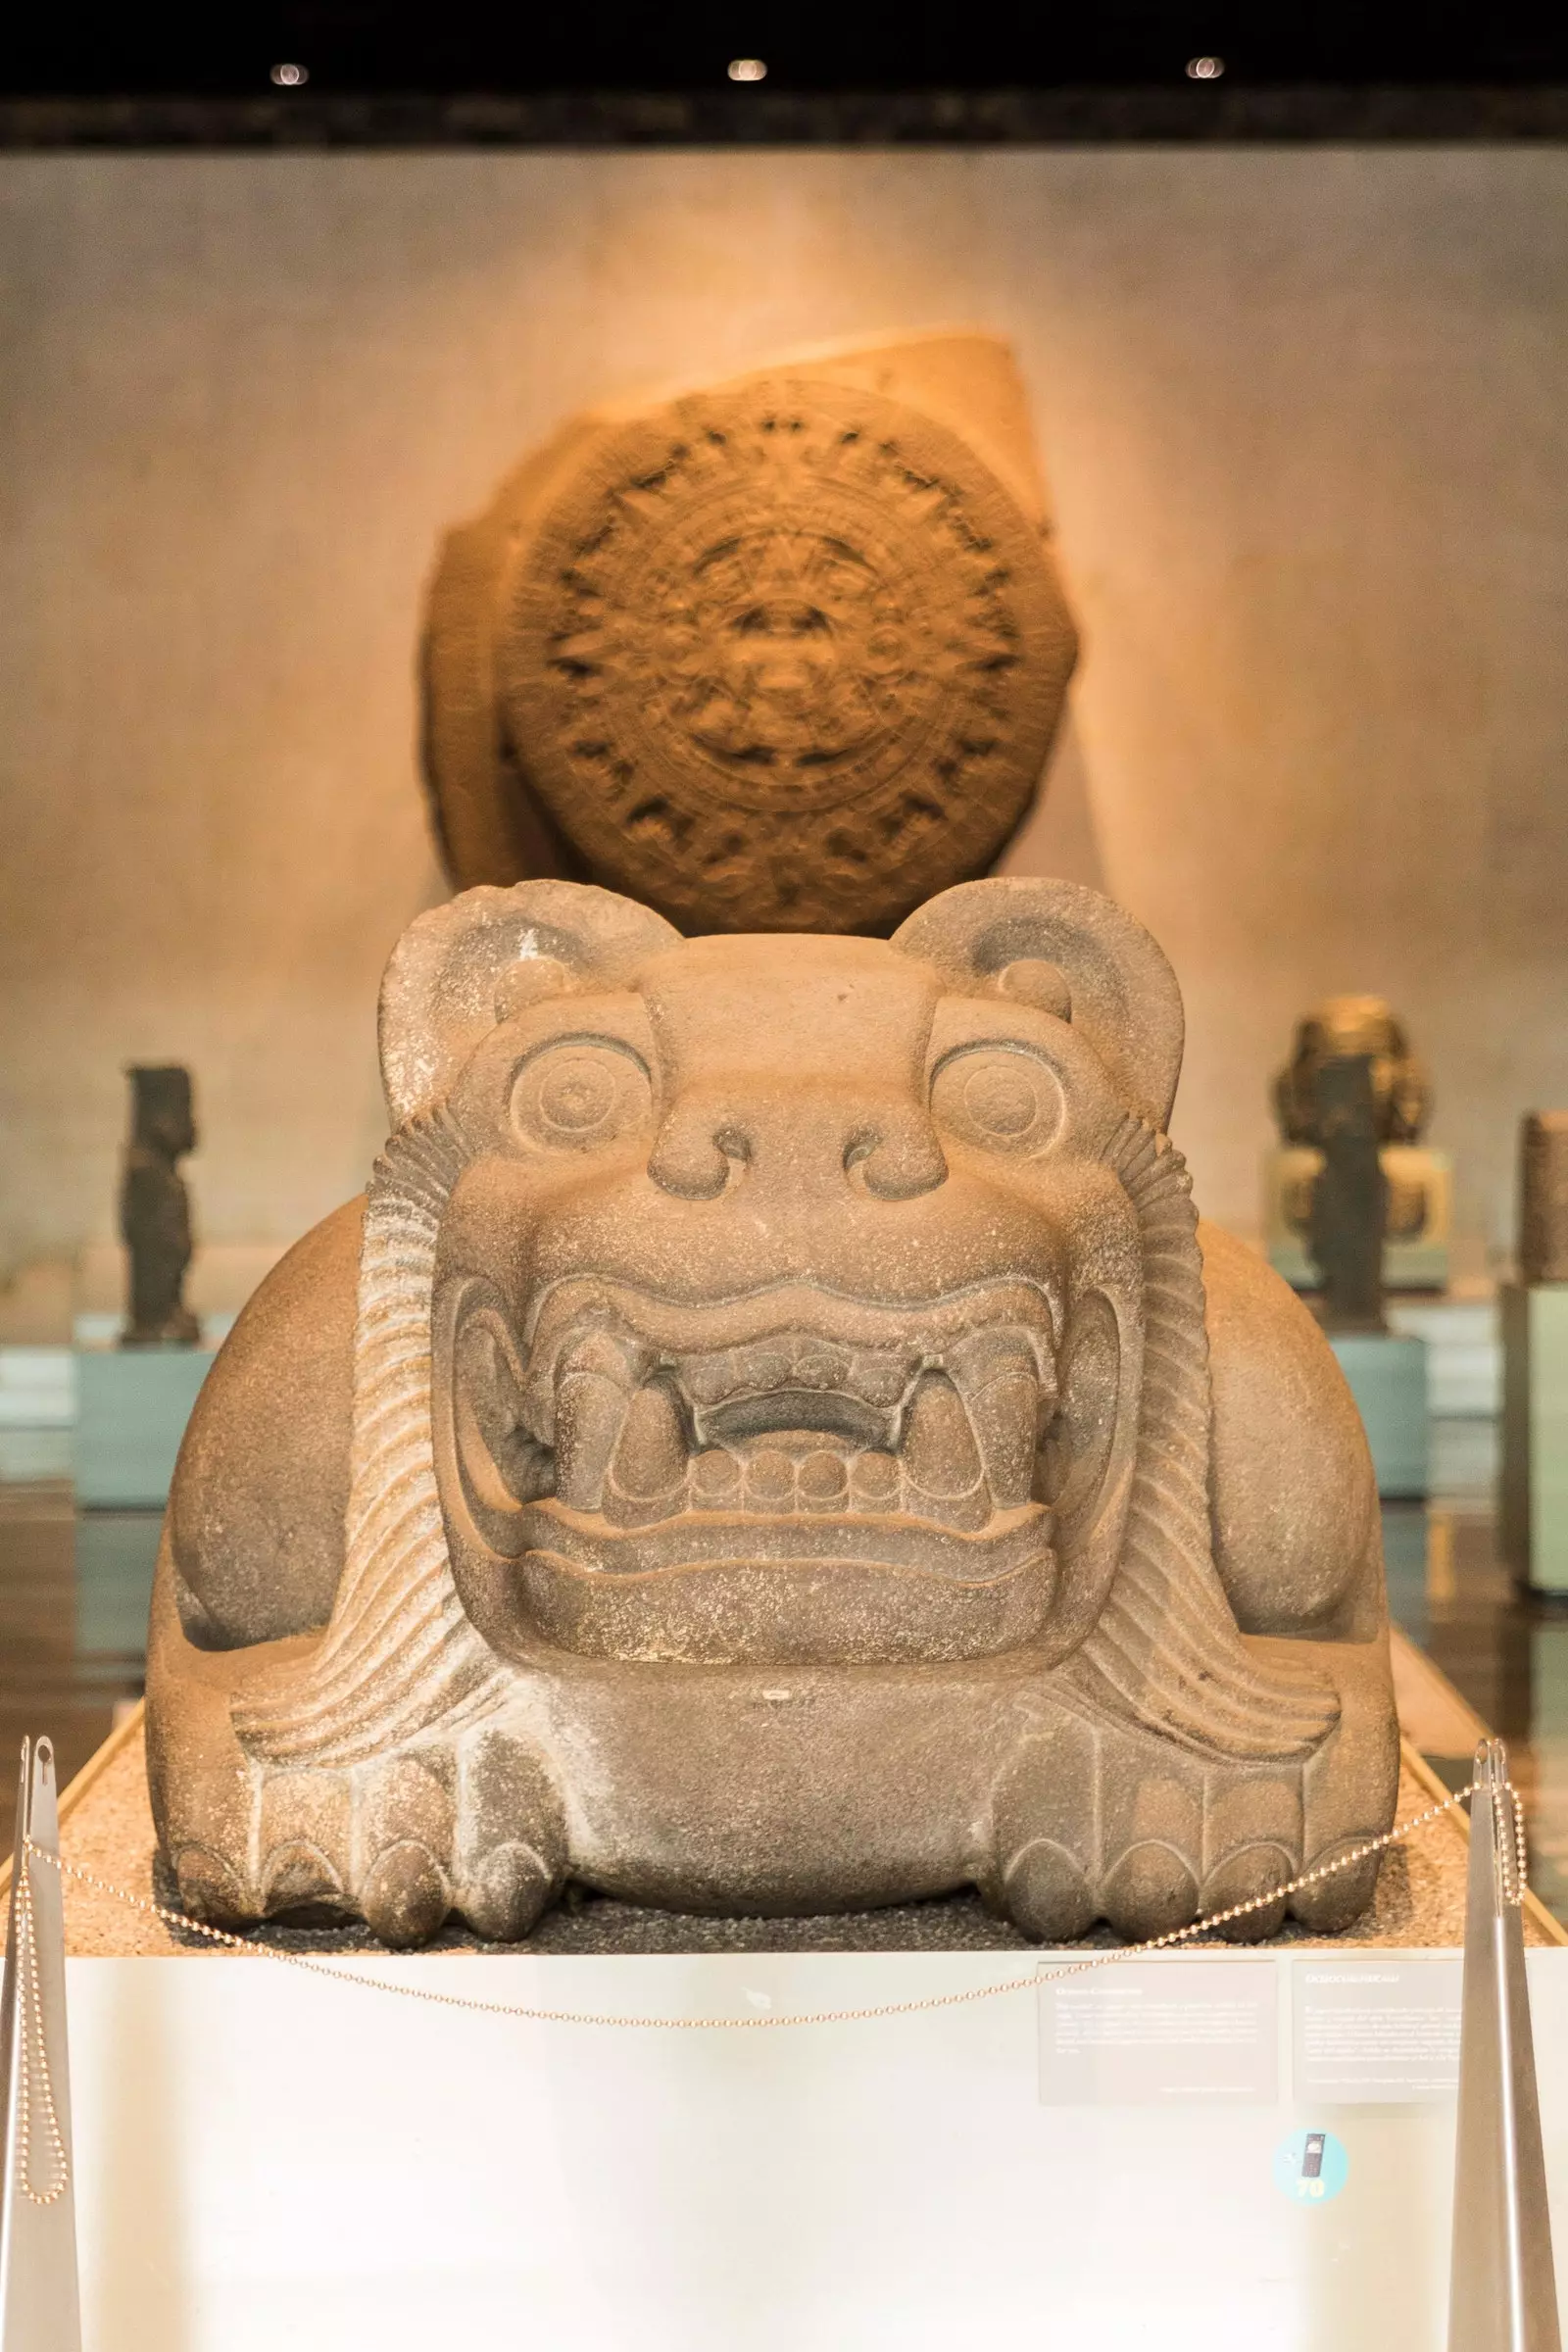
[451,1725,565,1940]
[237,1723,569,1948]
[990,1722,1313,1944]
[347,1729,568,1946]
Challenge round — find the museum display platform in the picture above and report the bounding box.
[74,1345,216,1508]
[9,1712,1566,2350]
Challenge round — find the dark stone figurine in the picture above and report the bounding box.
[1519,1111,1568,1286]
[1306,1054,1388,1333]
[1275,996,1429,1149]
[121,1065,199,1347]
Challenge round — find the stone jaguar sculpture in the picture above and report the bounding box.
[147,875,1399,1948]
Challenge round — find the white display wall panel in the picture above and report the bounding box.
[60,1947,1568,2351]
[1386,1298,1501,1420]
[1502,1285,1568,1592]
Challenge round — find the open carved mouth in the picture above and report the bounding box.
[445,1277,1072,1665]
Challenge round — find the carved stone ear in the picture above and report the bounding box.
[892,876,1184,1134]
[380,881,681,1128]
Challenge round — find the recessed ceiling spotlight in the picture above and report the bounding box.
[727,58,767,82]
[1185,55,1224,79]
[270,62,309,86]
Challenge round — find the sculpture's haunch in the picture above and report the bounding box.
[146,877,1399,1948]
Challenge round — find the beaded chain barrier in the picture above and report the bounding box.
[7,1846,71,2208]
[9,1773,1529,2207]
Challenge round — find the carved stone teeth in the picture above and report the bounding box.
[847,1353,912,1408]
[543,1314,1050,1527]
[691,1448,743,1509]
[945,1330,1045,1511]
[745,1448,797,1512]
[603,1381,690,1528]
[849,1450,900,1512]
[902,1371,990,1529]
[744,1346,795,1396]
[681,1352,739,1407]
[553,1372,631,1516]
[667,1339,921,1417]
[551,1330,655,1509]
[960,1372,1041,1509]
[798,1450,849,1512]
[901,1372,985,1496]
[949,1330,1052,1500]
[945,1327,1041,1393]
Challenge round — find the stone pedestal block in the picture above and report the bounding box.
[1501,1285,1568,1592]
[75,1348,215,1508]
[1329,1334,1429,1499]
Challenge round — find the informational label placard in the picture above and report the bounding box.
[1292,1957,1462,2103]
[1038,1957,1278,2105]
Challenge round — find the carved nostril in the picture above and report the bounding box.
[648,1107,748,1200]
[849,1113,948,1202]
[653,1101,942,1201]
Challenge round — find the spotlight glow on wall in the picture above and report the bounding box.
[270,62,309,86]
[1185,56,1224,79]
[727,58,767,82]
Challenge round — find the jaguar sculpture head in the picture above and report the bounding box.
[148,877,1398,1947]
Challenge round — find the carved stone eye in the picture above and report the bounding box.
[511,1039,654,1152]
[929,1045,1065,1156]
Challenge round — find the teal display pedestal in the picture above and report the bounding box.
[1329,1332,1429,1499]
[1501,1284,1568,1592]
[74,1348,216,1508]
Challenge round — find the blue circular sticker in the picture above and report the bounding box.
[1274,2129,1348,2204]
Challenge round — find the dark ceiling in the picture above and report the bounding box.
[7,0,1567,99]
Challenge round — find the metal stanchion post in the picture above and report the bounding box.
[0,1739,81,2352]
[1449,1737,1562,2352]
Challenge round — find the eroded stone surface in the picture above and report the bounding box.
[147,875,1400,1948]
[420,332,1078,936]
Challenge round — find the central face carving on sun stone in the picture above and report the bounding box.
[653,523,919,796]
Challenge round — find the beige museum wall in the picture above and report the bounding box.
[2,148,1566,1300]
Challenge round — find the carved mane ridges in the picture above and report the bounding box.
[233,1105,507,1765]
[1067,1115,1340,1762]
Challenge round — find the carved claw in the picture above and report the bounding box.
[1002,1838,1096,1942]
[452,1723,566,1941]
[172,1842,254,1931]
[463,1841,556,1941]
[1200,1842,1293,1941]
[361,1840,452,1947]
[1100,1841,1200,1941]
[1289,1838,1384,1933]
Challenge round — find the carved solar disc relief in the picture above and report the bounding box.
[495,380,1076,935]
